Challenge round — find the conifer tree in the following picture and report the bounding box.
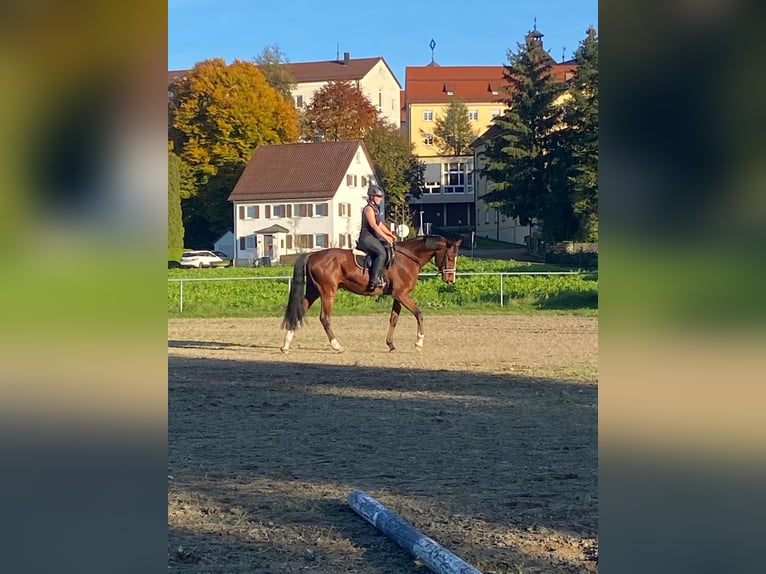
[432,98,476,156]
[480,31,570,242]
[168,151,185,251]
[557,27,599,241]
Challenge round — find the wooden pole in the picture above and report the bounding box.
[347,490,483,574]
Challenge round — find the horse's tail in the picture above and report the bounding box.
[282,253,310,330]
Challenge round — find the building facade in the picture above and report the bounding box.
[228,140,376,265]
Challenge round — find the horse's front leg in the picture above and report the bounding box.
[397,294,425,352]
[386,299,402,351]
[319,293,344,353]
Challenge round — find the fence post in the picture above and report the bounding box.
[179,280,184,313]
[500,274,504,307]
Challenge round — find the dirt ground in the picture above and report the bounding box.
[168,313,598,573]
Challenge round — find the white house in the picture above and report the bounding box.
[289,53,402,128]
[228,140,376,265]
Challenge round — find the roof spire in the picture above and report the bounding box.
[533,16,537,31]
[429,39,436,64]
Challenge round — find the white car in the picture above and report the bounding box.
[180,250,232,268]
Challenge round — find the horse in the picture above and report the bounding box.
[280,235,462,353]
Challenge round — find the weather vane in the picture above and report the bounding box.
[429,39,436,64]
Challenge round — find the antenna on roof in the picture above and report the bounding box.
[562,46,566,62]
[429,38,436,64]
[533,16,537,31]
[336,43,340,61]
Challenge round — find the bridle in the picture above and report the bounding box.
[436,248,457,279]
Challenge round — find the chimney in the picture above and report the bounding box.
[343,51,350,64]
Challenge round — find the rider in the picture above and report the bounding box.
[358,182,397,291]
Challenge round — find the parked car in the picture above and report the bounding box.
[180,250,232,268]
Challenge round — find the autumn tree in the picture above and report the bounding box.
[432,98,476,155]
[480,30,573,244]
[253,44,295,101]
[304,81,379,141]
[169,58,299,246]
[364,120,425,230]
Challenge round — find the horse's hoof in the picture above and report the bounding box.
[388,345,396,352]
[414,345,423,353]
[280,347,289,354]
[333,347,345,354]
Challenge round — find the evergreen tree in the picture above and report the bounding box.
[480,31,573,243]
[557,27,599,241]
[432,98,476,156]
[364,120,424,228]
[168,151,185,251]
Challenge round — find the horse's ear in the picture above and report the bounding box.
[455,239,462,248]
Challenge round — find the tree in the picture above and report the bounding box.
[253,44,295,101]
[364,120,425,229]
[557,27,599,241]
[169,58,299,246]
[168,151,185,251]
[480,31,575,243]
[304,81,379,141]
[432,98,476,155]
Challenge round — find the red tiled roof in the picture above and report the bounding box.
[405,63,576,104]
[168,69,189,86]
[228,140,372,202]
[288,56,401,87]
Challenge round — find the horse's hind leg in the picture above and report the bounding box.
[319,293,344,353]
[386,299,402,352]
[280,292,318,353]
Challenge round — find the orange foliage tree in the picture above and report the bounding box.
[304,81,379,141]
[168,58,299,245]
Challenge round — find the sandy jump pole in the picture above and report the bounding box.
[347,490,484,574]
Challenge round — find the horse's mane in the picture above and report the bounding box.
[398,235,446,251]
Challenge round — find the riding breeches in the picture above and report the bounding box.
[357,232,387,281]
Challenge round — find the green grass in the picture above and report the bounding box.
[473,236,524,249]
[168,256,598,318]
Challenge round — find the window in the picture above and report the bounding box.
[295,95,303,108]
[338,233,352,248]
[361,176,368,187]
[315,203,328,217]
[315,234,329,248]
[443,162,466,193]
[246,206,259,218]
[468,110,478,121]
[378,91,383,109]
[295,203,313,217]
[297,234,314,249]
[338,202,352,217]
[423,180,441,194]
[423,134,434,146]
[346,174,353,186]
[491,109,501,119]
[245,236,256,249]
[485,209,490,224]
[423,110,433,121]
[272,204,290,218]
[286,235,293,249]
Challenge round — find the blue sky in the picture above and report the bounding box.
[168,0,598,84]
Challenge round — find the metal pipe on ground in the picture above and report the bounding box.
[347,490,483,574]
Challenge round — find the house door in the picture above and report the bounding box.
[265,235,274,259]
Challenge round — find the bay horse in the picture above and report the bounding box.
[280,235,461,353]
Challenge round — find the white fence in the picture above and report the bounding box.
[168,271,593,313]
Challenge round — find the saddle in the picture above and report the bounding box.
[352,244,395,271]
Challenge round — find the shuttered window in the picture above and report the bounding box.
[238,205,245,219]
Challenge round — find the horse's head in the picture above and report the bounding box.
[436,238,462,283]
